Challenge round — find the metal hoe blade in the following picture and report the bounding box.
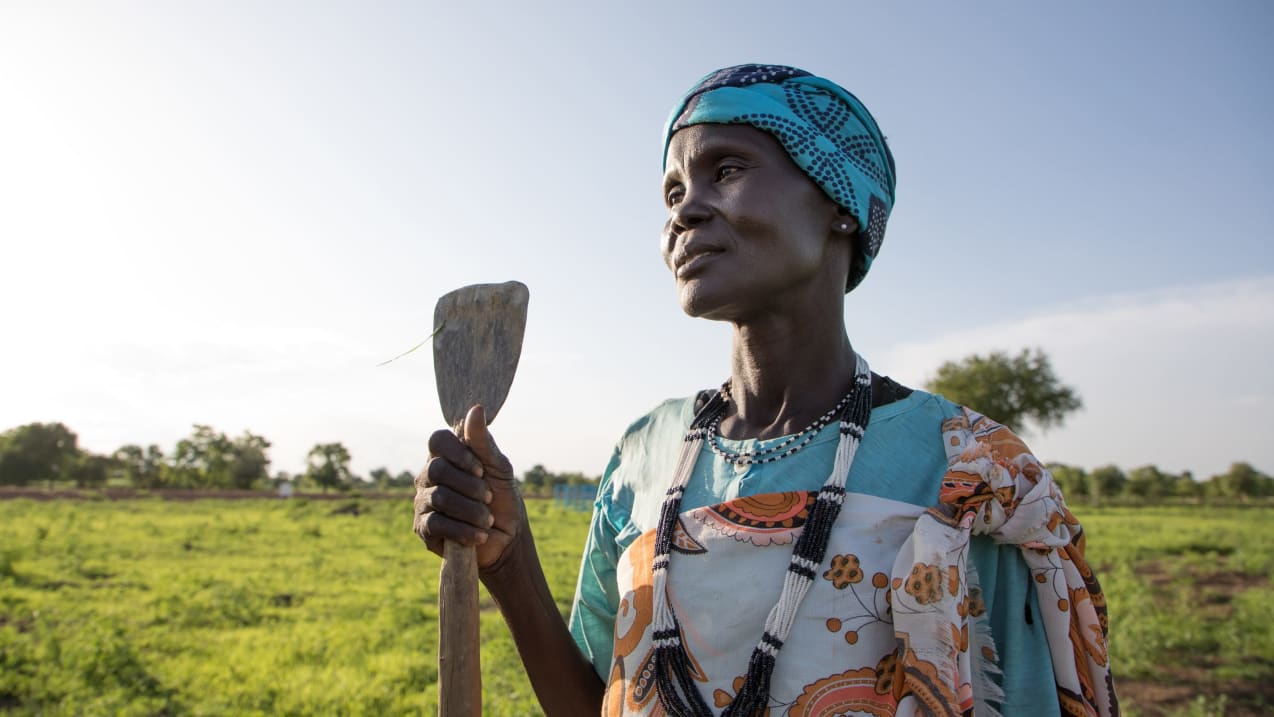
[432,281,529,428]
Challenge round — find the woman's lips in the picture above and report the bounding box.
[675,250,722,279]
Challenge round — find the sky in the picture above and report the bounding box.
[1,1,1271,482]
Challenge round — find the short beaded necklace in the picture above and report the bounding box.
[651,355,873,717]
[706,381,858,465]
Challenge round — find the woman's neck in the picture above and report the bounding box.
[720,307,857,441]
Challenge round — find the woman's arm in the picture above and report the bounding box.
[482,519,605,714]
[414,405,603,715]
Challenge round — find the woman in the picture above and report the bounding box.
[416,64,1117,716]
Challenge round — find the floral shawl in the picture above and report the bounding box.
[890,408,1118,716]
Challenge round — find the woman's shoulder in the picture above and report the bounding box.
[603,393,702,489]
[613,394,700,449]
[860,385,963,456]
[596,394,704,537]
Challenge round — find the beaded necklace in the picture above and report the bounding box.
[706,382,858,465]
[650,356,873,717]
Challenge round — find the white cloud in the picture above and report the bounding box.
[879,276,1274,478]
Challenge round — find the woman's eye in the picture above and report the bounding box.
[666,187,685,206]
[715,165,741,181]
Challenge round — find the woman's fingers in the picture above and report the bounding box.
[419,483,493,529]
[425,454,492,503]
[416,508,488,548]
[415,407,522,565]
[427,428,484,477]
[416,424,497,549]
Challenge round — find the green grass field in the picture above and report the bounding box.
[0,497,1269,715]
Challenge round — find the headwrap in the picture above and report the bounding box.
[663,64,896,292]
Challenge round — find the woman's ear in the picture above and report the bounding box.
[833,208,859,235]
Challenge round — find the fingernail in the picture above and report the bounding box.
[485,514,494,528]
[471,462,484,478]
[483,491,493,504]
[475,532,488,544]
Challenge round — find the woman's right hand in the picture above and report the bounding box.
[415,407,606,714]
[414,404,526,572]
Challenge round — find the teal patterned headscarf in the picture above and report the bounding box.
[663,64,896,292]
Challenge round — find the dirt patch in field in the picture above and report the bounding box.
[0,614,35,633]
[1134,560,1266,619]
[1136,560,1267,589]
[328,502,365,516]
[1119,670,1274,716]
[1125,559,1271,713]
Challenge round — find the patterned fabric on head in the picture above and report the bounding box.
[663,64,896,292]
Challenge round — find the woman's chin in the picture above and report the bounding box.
[676,282,713,317]
[677,284,738,322]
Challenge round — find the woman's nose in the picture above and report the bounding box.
[668,187,710,234]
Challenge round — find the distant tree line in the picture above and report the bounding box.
[1046,461,1274,504]
[521,460,1274,503]
[2,421,1267,502]
[0,422,415,493]
[518,464,600,496]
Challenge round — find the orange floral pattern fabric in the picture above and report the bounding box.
[605,491,920,715]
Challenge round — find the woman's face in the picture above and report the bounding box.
[661,124,849,322]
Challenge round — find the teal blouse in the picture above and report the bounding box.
[568,390,1061,715]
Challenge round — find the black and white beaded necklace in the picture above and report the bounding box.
[650,355,873,717]
[706,380,858,465]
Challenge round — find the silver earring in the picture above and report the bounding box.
[838,222,849,231]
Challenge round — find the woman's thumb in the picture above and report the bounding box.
[462,404,504,469]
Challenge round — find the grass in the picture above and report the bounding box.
[0,496,589,715]
[0,498,1269,715]
[1080,506,1273,715]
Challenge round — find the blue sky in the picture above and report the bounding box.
[2,1,1271,480]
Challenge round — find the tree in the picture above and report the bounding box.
[559,471,594,487]
[519,465,598,495]
[71,453,114,489]
[170,425,271,489]
[1047,463,1089,501]
[305,443,353,493]
[1207,462,1274,500]
[114,444,144,484]
[522,464,552,493]
[1172,471,1203,499]
[1088,465,1127,504]
[925,348,1082,433]
[228,432,271,490]
[1126,465,1179,500]
[369,467,393,488]
[172,425,234,488]
[367,468,415,489]
[0,422,82,486]
[114,444,167,488]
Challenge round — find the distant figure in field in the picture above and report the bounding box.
[415,64,1118,716]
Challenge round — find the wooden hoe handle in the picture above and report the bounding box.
[438,539,481,716]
